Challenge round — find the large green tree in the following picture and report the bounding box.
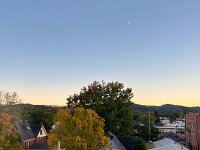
[48,108,109,150]
[67,81,134,136]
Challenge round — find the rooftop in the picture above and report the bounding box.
[150,138,189,150]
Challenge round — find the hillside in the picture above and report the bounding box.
[131,103,200,116]
[1,103,200,117]
[0,103,66,114]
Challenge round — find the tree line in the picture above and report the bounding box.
[0,81,163,150]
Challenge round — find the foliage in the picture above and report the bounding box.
[154,110,159,118]
[0,104,55,133]
[168,113,180,123]
[154,110,160,124]
[134,137,147,150]
[48,107,109,150]
[21,109,54,132]
[137,113,156,125]
[131,103,200,117]
[67,81,134,136]
[0,112,22,149]
[150,126,160,141]
[135,125,160,142]
[133,112,160,142]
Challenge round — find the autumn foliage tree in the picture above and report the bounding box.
[67,81,134,136]
[48,107,109,150]
[0,112,22,149]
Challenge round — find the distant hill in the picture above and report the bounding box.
[0,103,67,115]
[1,103,200,117]
[131,103,200,116]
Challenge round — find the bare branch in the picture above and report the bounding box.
[0,91,23,105]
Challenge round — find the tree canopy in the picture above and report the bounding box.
[67,81,134,136]
[134,112,160,142]
[48,107,109,150]
[0,104,55,133]
[21,108,54,132]
[133,137,147,150]
[0,112,22,149]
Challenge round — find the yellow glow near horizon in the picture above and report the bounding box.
[8,78,200,107]
[20,89,200,107]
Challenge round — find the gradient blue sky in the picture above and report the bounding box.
[0,0,200,106]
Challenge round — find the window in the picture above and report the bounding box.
[40,130,42,135]
[28,142,30,148]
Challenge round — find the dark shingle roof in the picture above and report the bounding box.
[30,124,42,137]
[117,136,135,150]
[16,120,45,141]
[16,120,35,141]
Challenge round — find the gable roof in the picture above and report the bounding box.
[31,124,48,137]
[153,138,173,147]
[117,136,135,150]
[16,120,48,141]
[151,138,189,150]
[16,120,35,141]
[30,124,42,137]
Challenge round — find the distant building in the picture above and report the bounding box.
[159,117,185,128]
[159,117,170,125]
[155,119,185,134]
[155,126,185,133]
[185,113,200,150]
[175,120,185,128]
[16,120,49,150]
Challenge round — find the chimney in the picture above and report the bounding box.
[23,120,29,129]
[57,141,61,150]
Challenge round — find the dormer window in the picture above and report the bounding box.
[40,129,42,135]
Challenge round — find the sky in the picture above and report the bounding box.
[0,0,200,106]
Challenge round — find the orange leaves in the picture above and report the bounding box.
[0,112,22,149]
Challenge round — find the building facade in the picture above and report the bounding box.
[155,126,185,133]
[16,120,48,150]
[185,113,200,150]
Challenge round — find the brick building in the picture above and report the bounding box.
[16,120,49,150]
[185,113,200,150]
